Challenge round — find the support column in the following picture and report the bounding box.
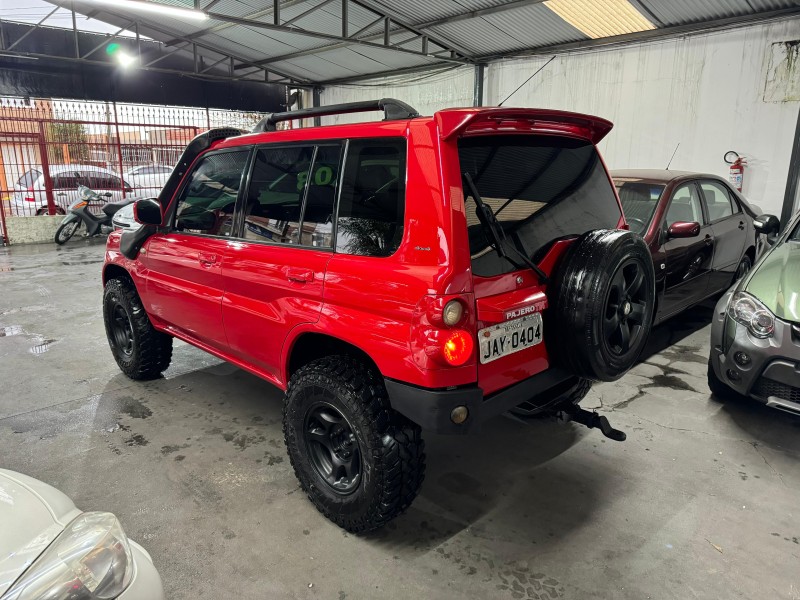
[473,63,485,107]
[781,104,800,230]
[312,87,322,127]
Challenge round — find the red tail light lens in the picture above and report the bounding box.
[442,329,473,366]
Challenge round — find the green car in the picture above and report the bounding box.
[708,211,800,414]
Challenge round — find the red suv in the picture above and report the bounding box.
[102,99,655,532]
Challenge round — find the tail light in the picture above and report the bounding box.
[411,294,475,369]
[442,329,473,366]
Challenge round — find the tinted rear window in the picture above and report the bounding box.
[17,169,41,188]
[459,135,621,277]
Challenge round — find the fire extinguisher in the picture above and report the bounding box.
[724,150,746,192]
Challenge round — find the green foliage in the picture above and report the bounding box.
[46,122,90,163]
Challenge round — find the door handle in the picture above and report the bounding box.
[285,268,313,283]
[738,221,745,230]
[198,252,218,267]
[704,234,713,246]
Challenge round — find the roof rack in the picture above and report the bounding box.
[251,98,419,133]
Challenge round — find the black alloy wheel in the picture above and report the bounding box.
[110,304,135,358]
[304,402,361,495]
[604,259,648,355]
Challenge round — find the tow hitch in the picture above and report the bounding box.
[557,406,626,442]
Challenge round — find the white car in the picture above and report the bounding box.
[10,166,133,217]
[0,469,164,600]
[111,202,142,232]
[123,165,173,194]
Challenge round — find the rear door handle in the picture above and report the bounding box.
[286,268,313,283]
[704,234,713,246]
[198,252,218,267]
[738,221,745,230]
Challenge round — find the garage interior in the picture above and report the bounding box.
[1,1,800,599]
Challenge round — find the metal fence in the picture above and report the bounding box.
[0,96,266,244]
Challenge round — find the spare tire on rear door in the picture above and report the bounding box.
[546,229,655,382]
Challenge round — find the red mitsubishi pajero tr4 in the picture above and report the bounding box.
[102,99,655,532]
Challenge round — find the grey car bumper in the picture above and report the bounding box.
[710,291,800,414]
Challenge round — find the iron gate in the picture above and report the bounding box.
[0,97,265,244]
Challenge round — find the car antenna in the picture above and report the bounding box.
[666,143,680,170]
[498,55,556,106]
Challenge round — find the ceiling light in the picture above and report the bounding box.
[544,0,655,39]
[85,0,207,21]
[117,51,136,67]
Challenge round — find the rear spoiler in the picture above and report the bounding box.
[436,108,613,144]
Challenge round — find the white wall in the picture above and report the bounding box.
[489,19,800,216]
[316,66,475,125]
[320,19,800,216]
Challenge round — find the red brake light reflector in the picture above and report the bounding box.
[442,330,473,366]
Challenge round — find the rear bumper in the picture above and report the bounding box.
[385,367,577,434]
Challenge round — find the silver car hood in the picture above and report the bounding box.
[0,470,81,596]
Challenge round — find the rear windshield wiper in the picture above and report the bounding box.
[462,172,548,284]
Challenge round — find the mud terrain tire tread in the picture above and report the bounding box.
[547,229,655,382]
[283,356,425,533]
[103,277,173,380]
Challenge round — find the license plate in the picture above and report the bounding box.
[478,314,543,364]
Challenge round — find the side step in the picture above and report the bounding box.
[557,406,626,441]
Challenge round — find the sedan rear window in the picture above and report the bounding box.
[17,169,41,188]
[459,135,621,277]
[615,180,665,235]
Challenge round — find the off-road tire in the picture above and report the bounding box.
[511,377,592,419]
[283,356,425,533]
[54,221,79,245]
[547,229,655,382]
[103,277,172,380]
[707,360,743,401]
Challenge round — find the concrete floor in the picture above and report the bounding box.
[1,240,799,600]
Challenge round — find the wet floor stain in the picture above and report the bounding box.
[119,397,153,419]
[124,433,149,447]
[0,325,24,336]
[162,443,190,455]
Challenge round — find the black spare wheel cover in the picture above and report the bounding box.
[546,229,655,382]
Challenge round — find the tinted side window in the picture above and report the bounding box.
[243,146,314,245]
[300,145,341,248]
[174,150,249,236]
[336,139,406,257]
[700,180,736,221]
[666,183,704,226]
[52,173,81,189]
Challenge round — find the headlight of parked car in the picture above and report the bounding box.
[3,512,133,600]
[727,291,775,339]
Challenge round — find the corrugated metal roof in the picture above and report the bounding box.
[637,0,800,27]
[428,2,588,55]
[46,0,800,84]
[362,0,513,26]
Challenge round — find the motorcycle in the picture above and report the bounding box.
[54,185,135,245]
